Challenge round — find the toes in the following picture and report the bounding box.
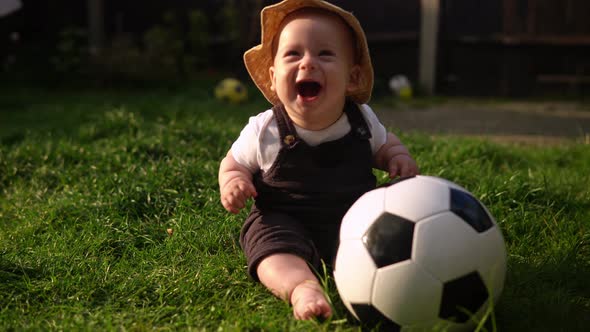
[298,303,318,320]
[321,302,332,318]
[308,302,322,319]
[291,280,332,320]
[294,300,332,320]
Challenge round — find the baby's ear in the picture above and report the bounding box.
[346,65,361,94]
[269,66,276,92]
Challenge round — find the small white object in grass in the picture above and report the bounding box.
[388,75,413,99]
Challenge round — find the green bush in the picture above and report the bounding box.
[49,9,211,84]
[51,27,88,75]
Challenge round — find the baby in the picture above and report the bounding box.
[218,0,419,320]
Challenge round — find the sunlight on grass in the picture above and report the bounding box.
[1,89,589,331]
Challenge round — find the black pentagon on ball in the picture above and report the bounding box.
[450,188,493,233]
[439,271,489,323]
[234,84,243,93]
[362,213,414,268]
[351,303,401,331]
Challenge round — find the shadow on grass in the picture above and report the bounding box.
[0,259,42,284]
[498,244,590,332]
[0,257,46,308]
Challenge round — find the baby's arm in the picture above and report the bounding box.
[219,150,258,214]
[374,132,419,178]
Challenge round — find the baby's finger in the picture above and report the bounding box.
[227,191,247,211]
[245,183,258,198]
[399,163,411,177]
[232,194,246,208]
[238,182,257,199]
[388,163,399,178]
[222,198,240,214]
[389,166,398,179]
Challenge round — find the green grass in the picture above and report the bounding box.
[1,87,589,331]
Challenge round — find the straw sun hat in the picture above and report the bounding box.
[243,0,374,105]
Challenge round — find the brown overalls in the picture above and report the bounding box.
[240,100,376,280]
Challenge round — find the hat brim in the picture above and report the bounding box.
[244,0,373,105]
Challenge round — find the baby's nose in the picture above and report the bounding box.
[299,54,316,70]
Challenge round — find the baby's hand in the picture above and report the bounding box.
[220,177,257,214]
[375,132,419,179]
[387,154,419,179]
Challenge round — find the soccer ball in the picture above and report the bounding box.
[214,78,248,104]
[334,175,506,331]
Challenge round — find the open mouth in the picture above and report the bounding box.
[296,81,322,99]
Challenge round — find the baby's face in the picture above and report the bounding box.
[269,11,360,130]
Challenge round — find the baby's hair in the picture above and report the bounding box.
[270,7,361,65]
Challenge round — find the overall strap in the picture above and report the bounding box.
[343,100,372,140]
[271,104,299,147]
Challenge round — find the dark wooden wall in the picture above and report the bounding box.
[3,0,589,96]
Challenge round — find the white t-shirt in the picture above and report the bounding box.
[231,104,387,174]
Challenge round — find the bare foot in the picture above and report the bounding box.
[290,280,332,320]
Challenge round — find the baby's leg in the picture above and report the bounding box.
[257,253,332,320]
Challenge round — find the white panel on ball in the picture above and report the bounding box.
[334,239,377,304]
[477,229,507,303]
[423,175,467,192]
[383,176,450,221]
[340,187,386,240]
[372,260,442,325]
[412,212,480,281]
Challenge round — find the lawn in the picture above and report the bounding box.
[1,86,589,331]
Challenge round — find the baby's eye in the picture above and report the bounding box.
[284,50,299,57]
[319,50,335,57]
